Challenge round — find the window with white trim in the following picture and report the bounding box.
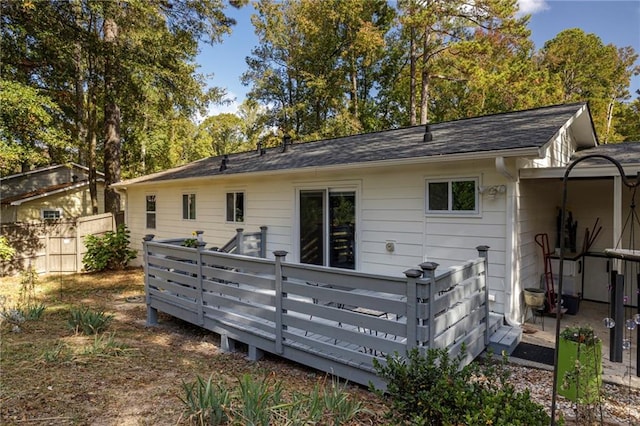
[146,195,156,229]
[226,192,244,223]
[426,178,478,214]
[182,193,196,220]
[41,209,61,220]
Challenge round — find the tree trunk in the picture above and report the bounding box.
[409,26,417,126]
[103,14,121,214]
[419,27,431,125]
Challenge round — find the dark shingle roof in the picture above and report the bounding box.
[573,142,640,165]
[119,103,589,186]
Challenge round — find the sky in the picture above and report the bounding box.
[197,0,640,116]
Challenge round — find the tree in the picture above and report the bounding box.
[1,0,245,210]
[0,80,71,175]
[614,93,640,142]
[391,0,530,125]
[539,28,639,142]
[242,0,393,140]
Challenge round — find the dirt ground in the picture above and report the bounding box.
[2,268,638,425]
[0,269,386,425]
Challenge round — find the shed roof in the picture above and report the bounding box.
[116,102,594,187]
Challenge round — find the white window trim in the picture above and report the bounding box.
[145,194,157,229]
[225,191,245,223]
[182,193,196,220]
[425,177,480,216]
[41,208,62,220]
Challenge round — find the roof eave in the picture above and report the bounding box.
[114,147,543,189]
[9,181,92,205]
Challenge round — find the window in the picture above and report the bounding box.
[426,178,478,214]
[182,193,196,220]
[226,192,244,222]
[146,195,156,229]
[42,209,61,220]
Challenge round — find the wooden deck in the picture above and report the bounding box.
[143,239,494,389]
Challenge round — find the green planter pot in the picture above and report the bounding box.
[557,338,602,403]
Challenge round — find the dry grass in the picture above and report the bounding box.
[0,269,387,425]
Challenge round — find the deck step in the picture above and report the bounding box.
[488,324,522,356]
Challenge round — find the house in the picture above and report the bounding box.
[0,163,106,223]
[113,102,640,326]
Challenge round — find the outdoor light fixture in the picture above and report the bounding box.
[478,184,506,199]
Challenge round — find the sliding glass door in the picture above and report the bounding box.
[299,189,356,270]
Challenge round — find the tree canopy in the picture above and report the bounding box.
[1,0,638,197]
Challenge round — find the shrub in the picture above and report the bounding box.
[0,236,15,261]
[68,306,114,335]
[372,348,550,426]
[83,224,136,272]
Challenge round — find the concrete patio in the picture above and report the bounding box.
[518,300,639,389]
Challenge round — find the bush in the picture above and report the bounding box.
[0,236,15,261]
[372,348,550,426]
[83,224,136,272]
[68,306,114,335]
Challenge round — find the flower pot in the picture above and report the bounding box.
[557,338,602,403]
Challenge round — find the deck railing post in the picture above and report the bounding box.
[273,250,288,355]
[420,262,439,349]
[260,226,268,258]
[197,237,206,326]
[143,234,157,326]
[236,228,244,255]
[404,269,422,351]
[476,245,490,346]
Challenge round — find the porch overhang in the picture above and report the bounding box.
[520,163,640,180]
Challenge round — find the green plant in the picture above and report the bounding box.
[0,236,15,261]
[322,377,366,425]
[180,375,231,426]
[68,306,114,335]
[372,348,550,426]
[20,302,46,320]
[81,333,133,357]
[18,265,38,307]
[236,374,282,426]
[560,324,600,346]
[42,342,72,363]
[83,224,137,272]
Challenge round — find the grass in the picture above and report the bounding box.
[0,268,386,425]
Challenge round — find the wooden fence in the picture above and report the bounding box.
[1,213,114,275]
[143,237,492,389]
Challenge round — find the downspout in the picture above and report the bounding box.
[496,157,519,326]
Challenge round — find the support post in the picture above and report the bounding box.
[197,237,206,326]
[143,234,157,326]
[273,250,288,355]
[236,228,244,255]
[260,226,268,258]
[476,245,490,346]
[610,271,624,362]
[420,262,439,349]
[404,269,422,350]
